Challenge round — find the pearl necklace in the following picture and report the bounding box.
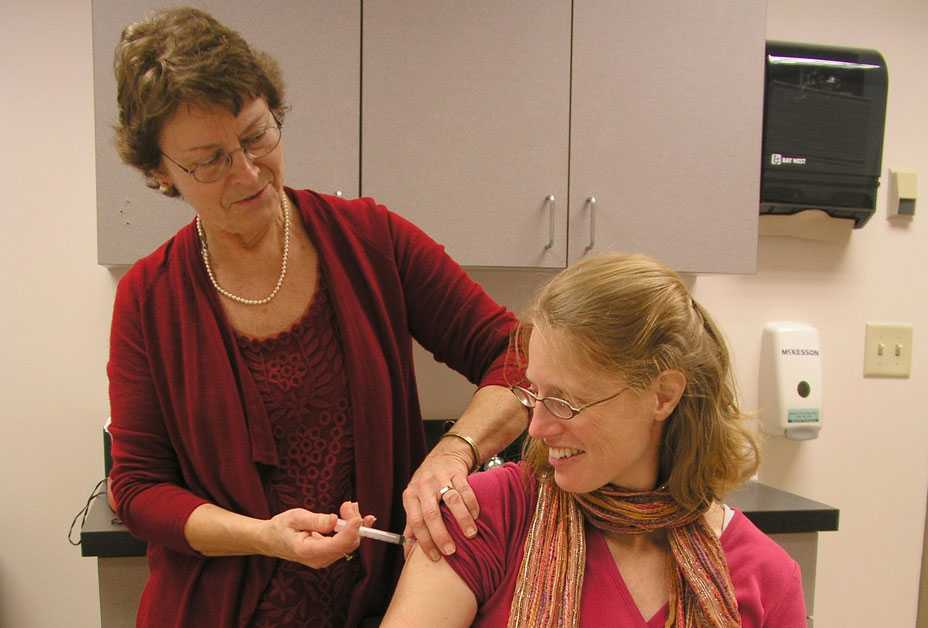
[196,195,291,306]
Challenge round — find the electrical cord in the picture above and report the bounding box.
[68,478,106,546]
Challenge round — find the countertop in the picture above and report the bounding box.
[724,481,839,535]
[81,480,838,558]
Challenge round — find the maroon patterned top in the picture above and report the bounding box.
[237,278,361,628]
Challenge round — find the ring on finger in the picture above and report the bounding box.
[438,485,454,499]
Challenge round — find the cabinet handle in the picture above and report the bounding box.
[585,196,597,253]
[335,190,344,197]
[544,195,556,250]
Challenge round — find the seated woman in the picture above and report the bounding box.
[383,253,807,627]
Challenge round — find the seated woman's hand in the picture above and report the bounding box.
[260,501,374,569]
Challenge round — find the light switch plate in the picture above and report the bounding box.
[863,323,913,378]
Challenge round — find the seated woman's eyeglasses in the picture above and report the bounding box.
[160,116,283,184]
[509,385,628,420]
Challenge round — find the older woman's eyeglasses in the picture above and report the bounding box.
[160,117,283,184]
[509,385,629,420]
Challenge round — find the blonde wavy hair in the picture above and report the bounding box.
[515,253,758,511]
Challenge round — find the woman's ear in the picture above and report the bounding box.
[146,167,177,196]
[652,370,686,422]
[154,168,171,190]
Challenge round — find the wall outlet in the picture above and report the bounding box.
[863,323,913,378]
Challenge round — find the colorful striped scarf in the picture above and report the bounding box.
[508,475,740,628]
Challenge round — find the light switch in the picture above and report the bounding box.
[888,170,918,217]
[863,323,913,378]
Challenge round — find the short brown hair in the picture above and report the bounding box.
[516,253,759,511]
[113,7,287,195]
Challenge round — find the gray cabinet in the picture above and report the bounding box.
[361,1,572,268]
[93,1,360,265]
[361,1,763,272]
[569,0,764,273]
[94,2,763,272]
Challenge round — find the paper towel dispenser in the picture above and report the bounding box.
[760,41,888,228]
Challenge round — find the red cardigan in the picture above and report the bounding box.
[108,189,518,627]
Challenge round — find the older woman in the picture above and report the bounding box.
[383,253,807,627]
[106,7,525,627]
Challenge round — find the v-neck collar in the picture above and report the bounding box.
[587,510,741,626]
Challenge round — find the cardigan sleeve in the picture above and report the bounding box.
[107,270,208,556]
[386,207,521,389]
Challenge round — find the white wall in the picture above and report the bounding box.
[717,2,928,625]
[1,2,107,627]
[0,1,925,627]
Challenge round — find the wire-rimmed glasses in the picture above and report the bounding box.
[160,116,283,183]
[510,385,629,420]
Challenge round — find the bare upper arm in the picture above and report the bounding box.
[381,543,478,628]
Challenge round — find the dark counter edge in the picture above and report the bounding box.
[80,480,839,558]
[80,494,147,558]
[725,481,840,535]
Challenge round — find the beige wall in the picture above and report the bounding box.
[1,0,925,626]
[1,2,106,627]
[711,2,928,625]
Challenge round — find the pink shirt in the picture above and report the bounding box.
[444,464,807,627]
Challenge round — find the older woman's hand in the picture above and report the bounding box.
[260,501,374,569]
[402,446,480,562]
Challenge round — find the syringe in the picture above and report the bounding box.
[334,518,407,545]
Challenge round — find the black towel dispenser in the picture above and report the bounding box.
[760,41,888,228]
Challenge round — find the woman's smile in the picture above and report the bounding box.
[548,446,587,470]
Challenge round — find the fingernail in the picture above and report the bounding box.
[443,543,455,555]
[429,551,441,562]
[465,527,477,538]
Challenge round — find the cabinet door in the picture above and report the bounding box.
[362,1,571,268]
[570,0,765,273]
[93,1,360,265]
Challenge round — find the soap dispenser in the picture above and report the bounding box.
[759,322,823,440]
